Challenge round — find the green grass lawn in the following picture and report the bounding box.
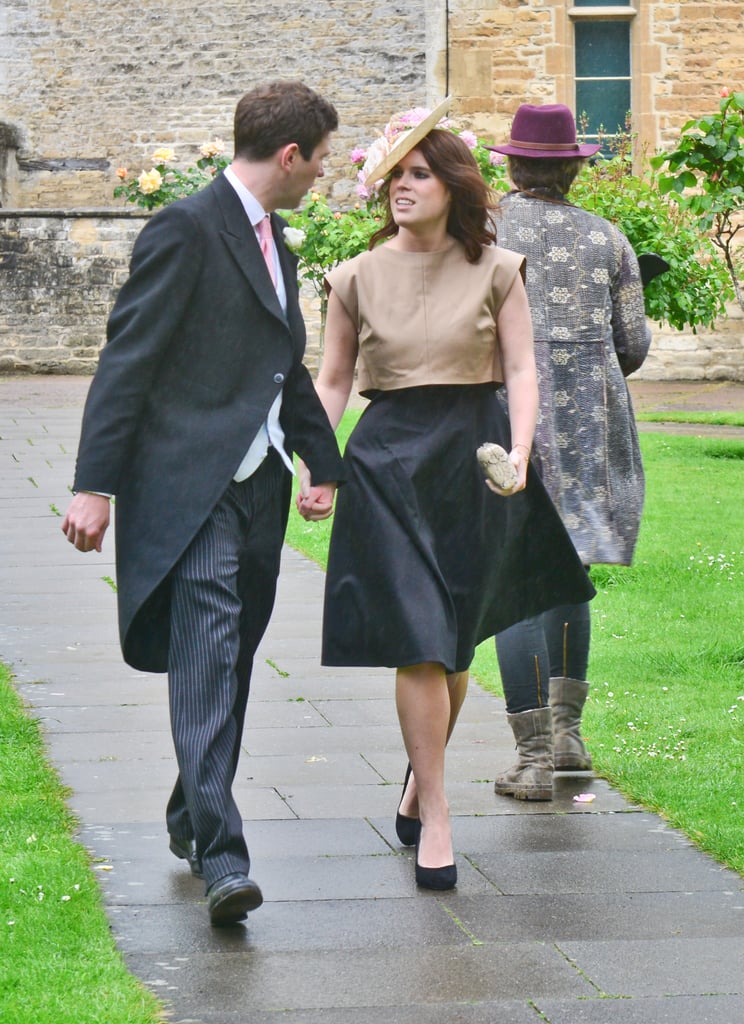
[0,667,162,1024]
[287,418,744,877]
[636,409,744,427]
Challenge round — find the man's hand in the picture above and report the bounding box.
[296,462,337,522]
[297,481,337,522]
[61,492,111,552]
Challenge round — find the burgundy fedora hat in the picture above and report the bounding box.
[488,103,600,159]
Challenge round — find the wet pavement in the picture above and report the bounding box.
[1,374,743,1024]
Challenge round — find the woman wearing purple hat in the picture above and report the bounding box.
[487,104,651,800]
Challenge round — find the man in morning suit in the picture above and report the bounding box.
[61,80,343,926]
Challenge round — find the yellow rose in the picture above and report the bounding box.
[199,137,225,159]
[138,168,163,194]
[151,147,175,163]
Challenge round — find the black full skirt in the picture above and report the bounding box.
[322,385,595,672]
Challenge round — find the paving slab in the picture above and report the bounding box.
[2,373,744,1024]
[122,941,594,1011]
[536,994,744,1024]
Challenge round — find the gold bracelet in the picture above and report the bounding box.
[512,443,531,460]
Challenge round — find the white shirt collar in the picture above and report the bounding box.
[223,165,268,229]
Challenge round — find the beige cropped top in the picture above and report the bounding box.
[325,240,526,396]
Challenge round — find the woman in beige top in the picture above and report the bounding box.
[298,121,594,891]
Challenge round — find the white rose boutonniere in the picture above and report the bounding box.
[283,227,306,252]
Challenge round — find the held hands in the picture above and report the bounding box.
[296,460,337,522]
[61,492,111,552]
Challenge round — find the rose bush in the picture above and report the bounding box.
[114,139,228,210]
[651,88,744,311]
[573,127,733,330]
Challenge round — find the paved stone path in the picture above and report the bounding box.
[1,375,743,1024]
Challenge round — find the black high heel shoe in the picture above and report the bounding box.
[395,763,420,847]
[414,828,457,891]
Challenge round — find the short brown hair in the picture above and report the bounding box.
[507,155,584,196]
[370,129,497,263]
[234,80,338,161]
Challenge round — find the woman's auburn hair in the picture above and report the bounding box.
[369,129,498,262]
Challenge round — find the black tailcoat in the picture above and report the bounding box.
[73,173,343,671]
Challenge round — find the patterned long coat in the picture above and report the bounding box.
[495,191,651,565]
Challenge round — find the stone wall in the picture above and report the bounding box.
[0,0,433,209]
[641,304,743,382]
[1,0,742,379]
[445,0,744,158]
[1,211,741,380]
[4,1,742,208]
[0,211,147,373]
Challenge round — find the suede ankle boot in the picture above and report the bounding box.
[549,677,593,771]
[494,706,553,801]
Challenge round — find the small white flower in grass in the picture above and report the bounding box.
[283,226,306,251]
[61,895,71,902]
[26,834,37,844]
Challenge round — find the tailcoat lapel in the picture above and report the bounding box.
[213,174,288,326]
[272,214,306,348]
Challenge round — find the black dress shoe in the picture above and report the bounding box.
[414,832,457,891]
[207,872,263,927]
[395,763,420,847]
[169,835,203,879]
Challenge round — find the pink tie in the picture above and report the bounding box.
[258,215,276,286]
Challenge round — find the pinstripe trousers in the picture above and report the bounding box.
[164,448,289,887]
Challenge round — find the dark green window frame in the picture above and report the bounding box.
[570,3,637,156]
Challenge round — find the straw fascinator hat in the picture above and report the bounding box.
[360,96,453,188]
[488,103,601,160]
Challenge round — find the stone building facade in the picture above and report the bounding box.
[1,0,742,378]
